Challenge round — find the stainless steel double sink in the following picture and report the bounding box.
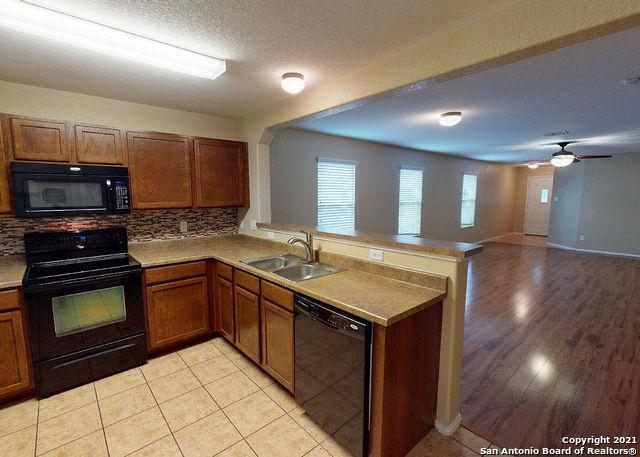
[240,254,343,281]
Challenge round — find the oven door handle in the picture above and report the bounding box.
[23,269,141,293]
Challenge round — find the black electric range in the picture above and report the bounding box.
[22,227,147,397]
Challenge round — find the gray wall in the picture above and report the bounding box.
[270,128,517,243]
[549,153,640,255]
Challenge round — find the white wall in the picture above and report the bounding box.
[270,128,517,243]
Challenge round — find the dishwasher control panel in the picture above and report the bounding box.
[295,294,369,337]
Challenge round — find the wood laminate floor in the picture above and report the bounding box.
[462,242,640,449]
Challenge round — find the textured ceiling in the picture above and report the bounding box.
[296,26,640,163]
[0,0,515,117]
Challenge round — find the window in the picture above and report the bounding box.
[317,158,356,229]
[460,174,477,228]
[398,167,423,235]
[540,188,549,203]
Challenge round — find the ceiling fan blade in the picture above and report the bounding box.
[575,155,613,159]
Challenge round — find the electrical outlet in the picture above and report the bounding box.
[250,220,257,230]
[369,249,384,262]
[579,234,585,241]
[179,221,188,233]
[267,231,275,239]
[240,220,245,229]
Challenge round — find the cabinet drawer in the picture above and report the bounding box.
[145,261,206,285]
[216,262,233,282]
[261,281,293,311]
[235,269,259,294]
[0,289,20,312]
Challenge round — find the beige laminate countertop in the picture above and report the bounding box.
[0,255,26,289]
[257,223,483,259]
[130,235,445,326]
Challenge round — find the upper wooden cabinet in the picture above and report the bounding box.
[75,124,126,165]
[127,131,193,209]
[194,138,249,207]
[0,121,11,213]
[10,117,72,162]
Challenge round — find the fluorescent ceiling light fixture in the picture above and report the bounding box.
[281,73,305,94]
[439,111,462,127]
[550,153,575,167]
[527,163,539,169]
[0,0,226,80]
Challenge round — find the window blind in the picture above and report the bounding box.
[317,159,356,229]
[398,167,423,235]
[460,173,478,228]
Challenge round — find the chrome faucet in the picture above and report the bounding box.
[287,231,315,263]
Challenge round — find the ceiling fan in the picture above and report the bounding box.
[526,141,613,168]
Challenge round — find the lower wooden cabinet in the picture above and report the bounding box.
[145,276,210,352]
[234,284,260,363]
[0,289,33,401]
[261,299,294,392]
[215,264,235,342]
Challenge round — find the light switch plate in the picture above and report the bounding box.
[250,220,257,230]
[553,196,559,202]
[179,221,188,233]
[369,249,384,262]
[267,231,275,239]
[579,234,585,241]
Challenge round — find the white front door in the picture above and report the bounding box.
[524,175,554,236]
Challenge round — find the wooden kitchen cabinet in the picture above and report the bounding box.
[0,289,33,401]
[127,131,193,209]
[0,120,11,213]
[75,124,126,165]
[9,116,73,162]
[214,263,235,342]
[145,275,210,352]
[194,138,249,207]
[260,281,294,391]
[234,270,260,363]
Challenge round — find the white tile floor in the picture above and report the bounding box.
[0,336,494,456]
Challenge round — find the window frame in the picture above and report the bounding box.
[397,165,424,236]
[460,173,478,229]
[316,157,357,230]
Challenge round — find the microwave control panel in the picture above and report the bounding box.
[113,181,130,209]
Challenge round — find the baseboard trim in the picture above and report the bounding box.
[546,242,640,259]
[476,232,520,244]
[435,413,462,436]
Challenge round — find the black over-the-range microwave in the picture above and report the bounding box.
[11,162,131,218]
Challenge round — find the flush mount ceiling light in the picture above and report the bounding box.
[281,73,305,94]
[439,111,462,127]
[527,163,539,169]
[0,0,226,80]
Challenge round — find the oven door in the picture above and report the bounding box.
[13,173,111,218]
[25,270,145,363]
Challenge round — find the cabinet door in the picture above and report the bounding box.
[0,310,32,400]
[261,300,294,392]
[0,121,11,213]
[127,131,193,209]
[194,138,248,207]
[234,286,260,363]
[216,275,235,342]
[10,117,72,162]
[146,276,209,352]
[75,124,126,165]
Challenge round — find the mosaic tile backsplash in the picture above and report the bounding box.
[0,208,238,256]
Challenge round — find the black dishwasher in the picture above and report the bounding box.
[294,294,372,457]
